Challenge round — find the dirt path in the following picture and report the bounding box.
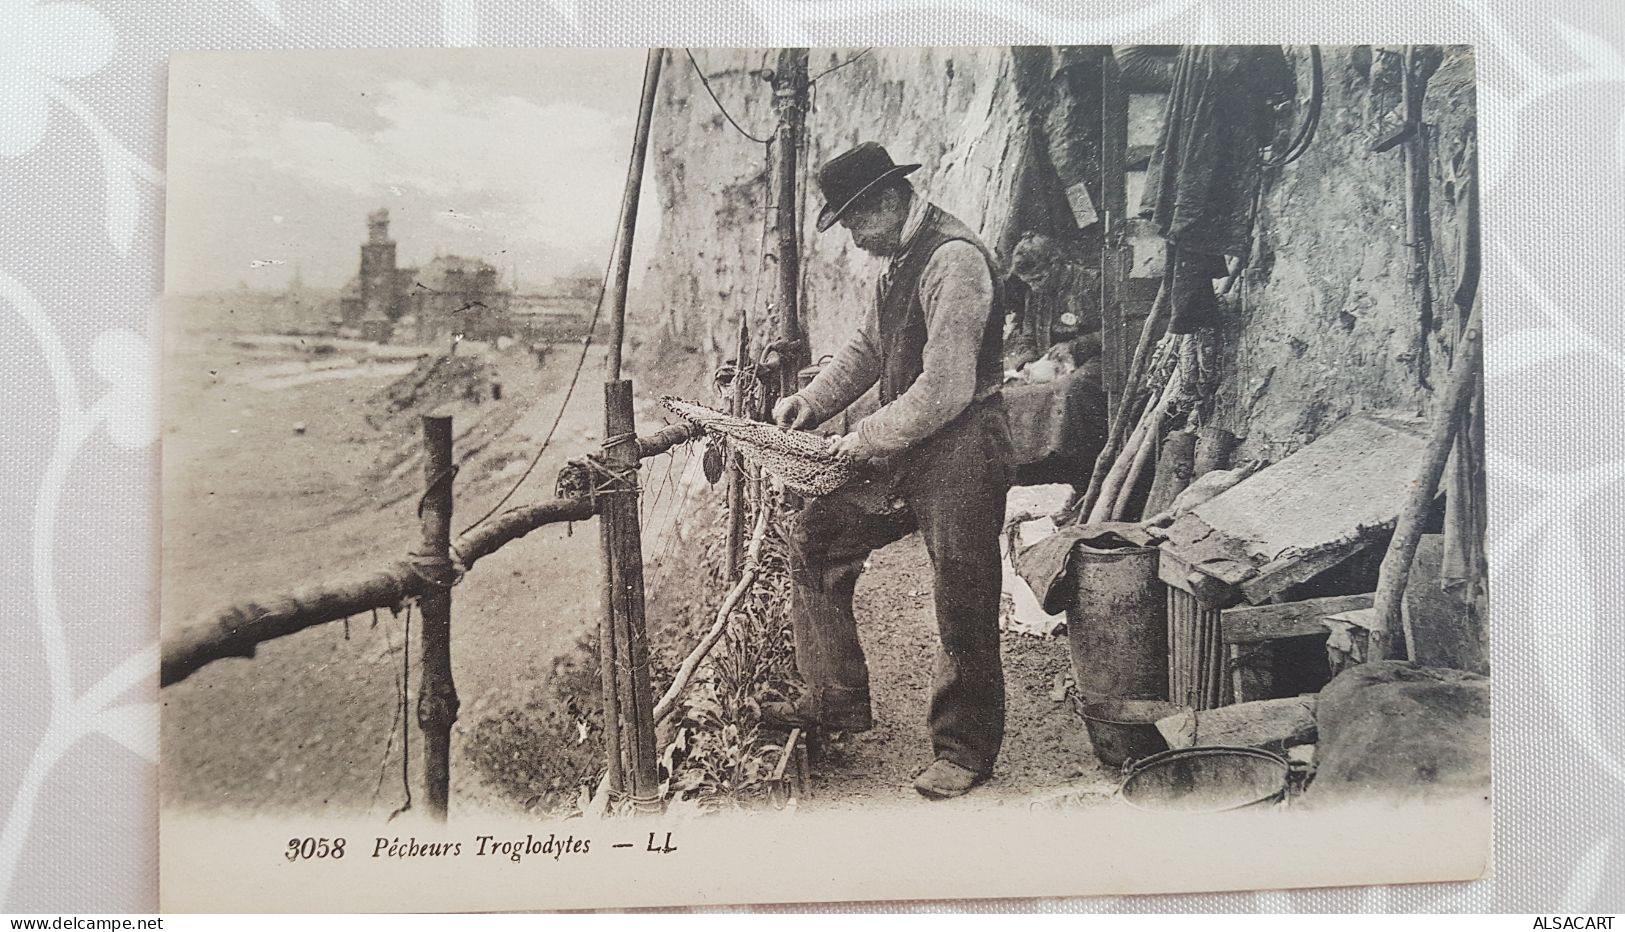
[800,536,1120,810]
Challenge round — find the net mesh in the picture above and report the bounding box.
[660,396,855,497]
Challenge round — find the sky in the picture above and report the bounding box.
[164,48,656,294]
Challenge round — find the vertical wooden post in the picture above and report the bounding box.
[606,48,665,382]
[1399,45,1436,386]
[769,48,810,402]
[1098,52,1130,408]
[725,316,750,580]
[592,45,664,808]
[602,380,660,809]
[417,414,459,821]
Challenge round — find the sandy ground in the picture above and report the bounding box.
[160,331,615,816]
[160,327,1117,816]
[798,537,1119,811]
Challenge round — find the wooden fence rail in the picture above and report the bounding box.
[160,421,698,688]
[160,495,593,686]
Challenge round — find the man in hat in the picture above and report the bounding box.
[764,142,1015,800]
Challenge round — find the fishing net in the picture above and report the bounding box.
[660,396,855,497]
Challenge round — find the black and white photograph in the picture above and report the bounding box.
[157,43,1491,912]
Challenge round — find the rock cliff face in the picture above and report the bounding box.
[1210,46,1478,460]
[630,46,1045,400]
[631,45,1477,462]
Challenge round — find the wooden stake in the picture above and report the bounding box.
[725,316,750,580]
[601,380,660,809]
[769,48,810,402]
[416,415,459,821]
[1372,295,1482,660]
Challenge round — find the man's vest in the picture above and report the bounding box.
[875,203,1006,407]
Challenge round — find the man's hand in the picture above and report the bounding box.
[826,431,880,464]
[773,394,818,430]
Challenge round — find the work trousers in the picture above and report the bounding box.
[786,397,1015,774]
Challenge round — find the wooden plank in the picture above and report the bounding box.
[1184,415,1427,564]
[1166,586,1177,704]
[1158,545,1195,592]
[1197,558,1256,586]
[1206,601,1223,709]
[1155,696,1317,751]
[1221,594,1375,645]
[1238,542,1373,604]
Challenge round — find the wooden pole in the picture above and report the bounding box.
[1146,429,1199,517]
[725,316,750,580]
[1399,45,1436,386]
[597,504,625,797]
[769,48,810,403]
[605,48,665,382]
[1371,294,1482,660]
[416,415,459,821]
[1098,51,1130,406]
[1069,271,1171,523]
[602,380,660,809]
[591,45,666,808]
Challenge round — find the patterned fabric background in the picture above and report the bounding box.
[1,0,1621,913]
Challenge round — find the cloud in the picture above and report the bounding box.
[242,81,624,198]
[165,53,655,293]
[224,79,640,274]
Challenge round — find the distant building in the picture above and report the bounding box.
[510,274,598,343]
[338,208,514,344]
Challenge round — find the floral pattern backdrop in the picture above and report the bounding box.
[1,0,1621,913]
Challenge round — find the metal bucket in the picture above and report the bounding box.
[1072,695,1189,768]
[1119,746,1291,813]
[1066,543,1168,701]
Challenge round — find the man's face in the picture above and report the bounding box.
[839,189,905,257]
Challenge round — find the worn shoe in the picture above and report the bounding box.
[912,759,989,800]
[759,700,874,733]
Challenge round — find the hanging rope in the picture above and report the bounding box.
[809,47,873,84]
[684,48,774,144]
[453,164,637,537]
[1258,45,1324,168]
[370,610,402,808]
[385,603,414,821]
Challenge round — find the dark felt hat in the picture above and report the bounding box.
[815,142,921,232]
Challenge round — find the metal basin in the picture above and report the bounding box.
[1073,696,1189,768]
[1119,746,1291,813]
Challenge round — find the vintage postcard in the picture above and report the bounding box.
[159,45,1490,912]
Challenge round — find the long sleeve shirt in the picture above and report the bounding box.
[797,198,996,458]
